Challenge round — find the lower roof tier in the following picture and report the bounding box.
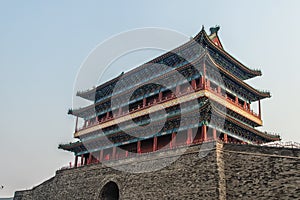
[59,121,280,156]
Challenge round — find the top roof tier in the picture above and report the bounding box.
[77,26,262,101]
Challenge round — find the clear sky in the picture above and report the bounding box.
[1,0,300,197]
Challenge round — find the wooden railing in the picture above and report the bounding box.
[76,84,260,133]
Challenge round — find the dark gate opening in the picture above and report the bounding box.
[100,181,119,200]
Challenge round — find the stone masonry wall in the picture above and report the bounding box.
[14,143,220,200]
[14,142,300,200]
[222,143,300,200]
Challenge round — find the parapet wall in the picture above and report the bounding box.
[14,142,300,200]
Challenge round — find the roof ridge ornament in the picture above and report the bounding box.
[209,25,220,35]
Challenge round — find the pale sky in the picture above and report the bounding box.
[1,1,300,198]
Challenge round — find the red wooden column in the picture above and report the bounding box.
[191,79,196,90]
[217,86,221,94]
[186,129,193,144]
[143,98,147,107]
[171,132,176,148]
[153,136,158,152]
[203,77,207,89]
[84,154,88,165]
[224,133,228,143]
[213,128,217,140]
[200,76,204,89]
[99,150,103,162]
[243,101,247,109]
[81,155,84,166]
[206,79,210,89]
[158,92,163,102]
[258,100,262,119]
[112,147,116,160]
[74,156,78,168]
[88,153,92,164]
[137,141,141,154]
[202,125,207,141]
[235,96,238,104]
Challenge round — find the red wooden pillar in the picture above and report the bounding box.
[203,77,207,89]
[137,141,141,154]
[99,150,103,162]
[235,96,238,104]
[202,125,207,141]
[88,153,92,164]
[200,76,204,89]
[191,79,196,90]
[106,112,110,119]
[258,100,261,119]
[81,155,84,166]
[153,136,158,151]
[213,128,217,140]
[224,133,228,143]
[84,154,88,165]
[217,86,221,94]
[143,98,147,107]
[158,92,163,102]
[243,101,247,109]
[186,128,193,144]
[206,79,210,89]
[112,147,116,160]
[171,132,176,148]
[74,155,78,168]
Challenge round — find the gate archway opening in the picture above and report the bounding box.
[100,181,119,200]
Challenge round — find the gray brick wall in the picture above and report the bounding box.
[14,142,300,200]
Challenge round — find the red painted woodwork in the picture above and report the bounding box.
[74,156,78,168]
[112,147,116,159]
[186,129,193,144]
[99,150,103,162]
[213,129,217,140]
[153,137,158,151]
[202,125,207,141]
[224,134,228,143]
[137,141,141,154]
[88,153,92,164]
[171,132,176,148]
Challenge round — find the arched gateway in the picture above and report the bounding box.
[100,181,120,200]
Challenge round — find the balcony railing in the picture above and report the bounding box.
[76,83,260,133]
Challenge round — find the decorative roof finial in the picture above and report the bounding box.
[209,25,220,35]
[201,25,205,31]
